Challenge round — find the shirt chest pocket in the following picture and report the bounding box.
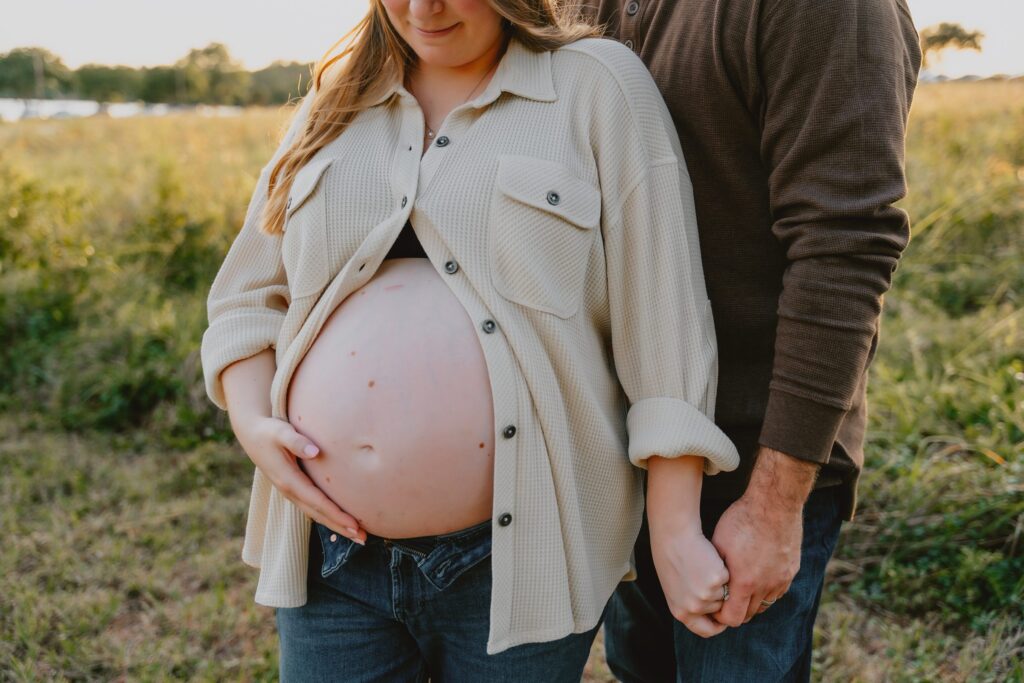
[488,155,602,319]
[282,155,334,299]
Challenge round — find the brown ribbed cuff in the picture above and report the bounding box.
[757,389,847,464]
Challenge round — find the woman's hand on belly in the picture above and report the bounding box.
[285,258,497,538]
[233,415,367,544]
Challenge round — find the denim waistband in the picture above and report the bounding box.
[313,517,493,591]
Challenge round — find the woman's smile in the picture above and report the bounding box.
[414,22,460,38]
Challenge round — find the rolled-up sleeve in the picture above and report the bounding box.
[606,156,740,475]
[587,42,740,475]
[200,88,316,411]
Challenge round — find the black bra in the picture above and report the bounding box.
[383,218,428,260]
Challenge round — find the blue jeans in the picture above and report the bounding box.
[603,484,844,683]
[275,517,603,682]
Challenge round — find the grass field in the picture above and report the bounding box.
[1,81,1021,681]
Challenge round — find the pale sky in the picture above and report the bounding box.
[2,0,1021,77]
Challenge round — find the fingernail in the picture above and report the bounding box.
[304,444,319,457]
[346,527,359,535]
[352,536,365,545]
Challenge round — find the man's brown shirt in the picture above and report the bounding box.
[580,0,922,520]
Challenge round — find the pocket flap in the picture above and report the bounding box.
[495,155,601,229]
[285,155,334,223]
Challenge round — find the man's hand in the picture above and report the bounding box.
[709,446,818,626]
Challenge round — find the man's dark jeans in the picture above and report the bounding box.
[604,483,844,682]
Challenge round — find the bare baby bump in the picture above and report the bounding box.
[286,258,496,539]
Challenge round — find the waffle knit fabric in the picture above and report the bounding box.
[200,35,739,655]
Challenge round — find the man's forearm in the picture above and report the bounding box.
[744,446,820,513]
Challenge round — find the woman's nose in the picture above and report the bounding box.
[408,0,445,21]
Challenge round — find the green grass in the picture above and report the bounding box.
[1,81,1022,681]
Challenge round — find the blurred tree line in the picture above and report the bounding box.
[0,42,313,105]
[0,21,989,106]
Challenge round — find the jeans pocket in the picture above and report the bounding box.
[313,521,360,579]
[419,531,493,591]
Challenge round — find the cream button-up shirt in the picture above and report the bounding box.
[200,35,739,655]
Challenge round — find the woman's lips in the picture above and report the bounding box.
[414,23,459,38]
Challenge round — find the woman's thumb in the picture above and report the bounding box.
[285,423,320,458]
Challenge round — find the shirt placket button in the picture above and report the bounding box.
[482,319,497,333]
[444,260,459,274]
[435,135,450,147]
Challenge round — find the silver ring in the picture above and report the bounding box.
[722,583,730,601]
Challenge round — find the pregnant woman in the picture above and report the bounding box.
[200,0,740,679]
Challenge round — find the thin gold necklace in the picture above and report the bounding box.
[420,57,501,141]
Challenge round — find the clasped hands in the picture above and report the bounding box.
[646,448,810,638]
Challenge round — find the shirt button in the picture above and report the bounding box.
[498,513,513,526]
[626,1,640,15]
[435,135,450,147]
[482,319,497,333]
[546,191,560,206]
[444,260,459,274]
[502,424,516,439]
[401,195,408,208]
[624,39,634,50]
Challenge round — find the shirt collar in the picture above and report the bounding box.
[366,35,557,109]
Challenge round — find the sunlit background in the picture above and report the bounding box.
[2,0,1021,77]
[1,1,1021,680]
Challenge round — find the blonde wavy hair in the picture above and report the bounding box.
[259,0,604,236]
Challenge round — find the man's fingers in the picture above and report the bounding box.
[714,590,751,628]
[745,591,770,622]
[703,599,725,615]
[749,589,786,622]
